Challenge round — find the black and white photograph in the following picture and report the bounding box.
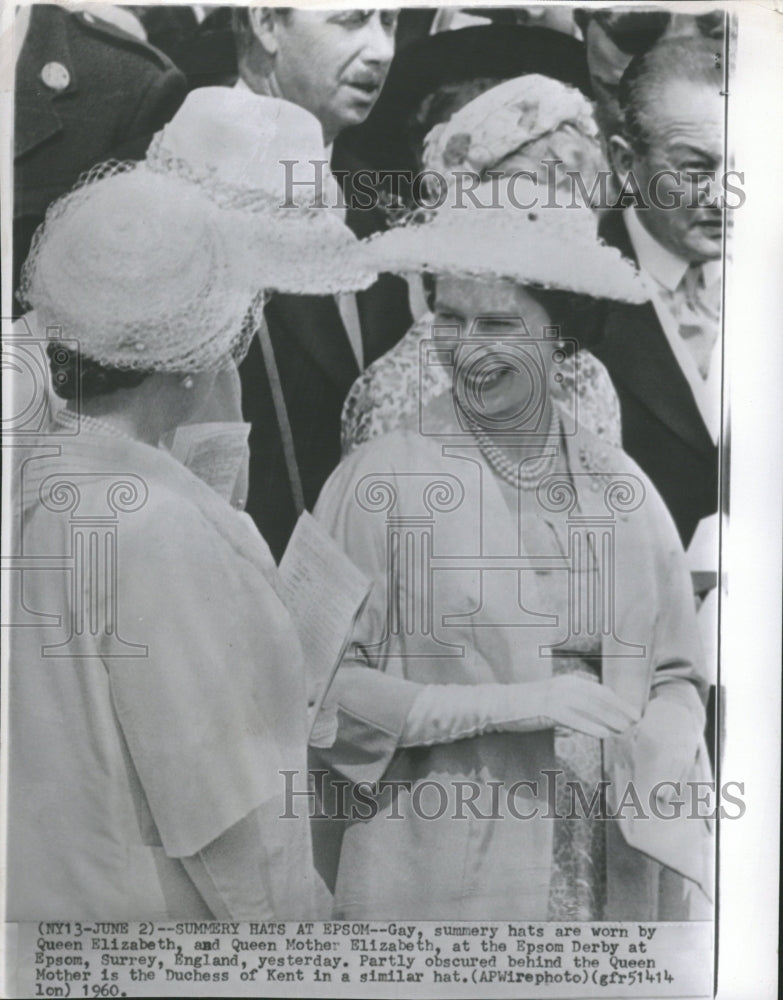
[1,2,780,997]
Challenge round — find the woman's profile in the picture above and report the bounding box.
[5,89,370,919]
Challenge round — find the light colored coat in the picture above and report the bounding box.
[7,431,314,919]
[313,397,713,919]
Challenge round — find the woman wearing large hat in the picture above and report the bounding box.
[5,94,370,920]
[341,74,624,456]
[312,164,713,920]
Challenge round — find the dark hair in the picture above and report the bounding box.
[526,286,606,353]
[232,6,292,54]
[47,342,150,401]
[618,38,722,152]
[575,9,671,56]
[576,10,723,57]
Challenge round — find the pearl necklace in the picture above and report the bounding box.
[463,406,561,490]
[56,408,136,442]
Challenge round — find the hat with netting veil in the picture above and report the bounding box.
[20,163,265,372]
[145,87,375,295]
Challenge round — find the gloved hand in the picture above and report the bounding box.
[400,676,641,748]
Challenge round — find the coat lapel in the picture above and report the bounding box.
[331,139,389,240]
[601,300,715,458]
[257,131,410,387]
[598,210,714,459]
[15,7,78,160]
[258,143,386,389]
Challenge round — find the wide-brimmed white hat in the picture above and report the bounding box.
[364,178,648,303]
[145,87,375,295]
[20,163,267,372]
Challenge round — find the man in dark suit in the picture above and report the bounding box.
[13,4,187,295]
[595,210,720,551]
[231,9,412,559]
[592,39,726,767]
[592,38,725,553]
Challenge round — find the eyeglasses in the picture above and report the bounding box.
[590,9,725,57]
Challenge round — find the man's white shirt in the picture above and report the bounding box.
[624,207,722,444]
[624,210,723,673]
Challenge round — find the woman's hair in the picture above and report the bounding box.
[525,286,606,353]
[47,342,150,401]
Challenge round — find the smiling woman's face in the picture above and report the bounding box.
[433,275,555,426]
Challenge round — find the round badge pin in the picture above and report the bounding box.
[41,61,71,91]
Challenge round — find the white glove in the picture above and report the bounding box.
[400,676,641,748]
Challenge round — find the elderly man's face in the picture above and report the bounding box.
[267,9,396,144]
[624,80,724,264]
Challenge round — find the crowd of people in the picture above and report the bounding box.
[9,5,727,922]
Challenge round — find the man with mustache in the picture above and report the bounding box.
[595,37,725,552]
[234,8,397,146]
[592,39,726,765]
[231,9,412,559]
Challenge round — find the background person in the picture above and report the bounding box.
[227,7,413,559]
[339,21,592,185]
[13,3,186,296]
[573,6,725,141]
[593,37,727,763]
[597,38,724,547]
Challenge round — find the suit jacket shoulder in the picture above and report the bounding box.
[14,5,186,292]
[67,8,181,73]
[593,210,718,546]
[16,6,186,157]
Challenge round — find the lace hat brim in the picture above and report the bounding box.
[20,164,264,371]
[144,88,377,296]
[363,192,649,304]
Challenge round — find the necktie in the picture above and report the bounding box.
[676,263,721,379]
